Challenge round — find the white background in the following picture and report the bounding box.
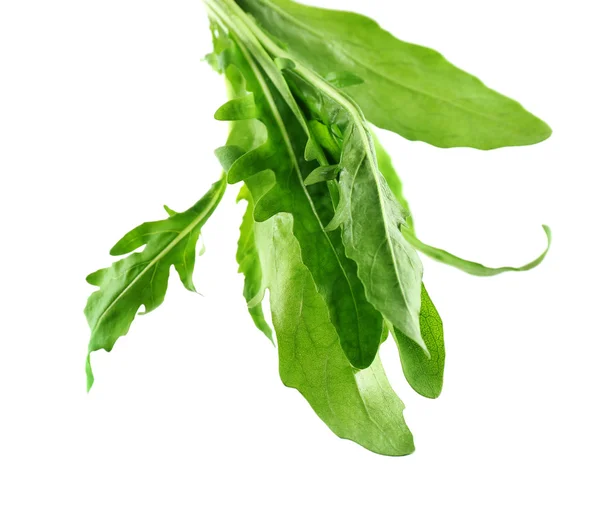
[1,0,599,504]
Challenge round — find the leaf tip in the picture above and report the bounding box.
[86,354,94,392]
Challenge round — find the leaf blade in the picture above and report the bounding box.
[237,0,551,149]
[84,175,226,390]
[236,185,273,341]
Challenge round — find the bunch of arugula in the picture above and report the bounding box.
[84,0,551,456]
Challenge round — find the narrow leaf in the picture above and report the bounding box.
[391,285,445,399]
[211,30,384,369]
[404,226,552,276]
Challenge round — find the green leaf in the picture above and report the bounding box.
[391,285,445,399]
[84,175,226,391]
[404,226,552,276]
[256,213,415,456]
[209,24,384,369]
[236,0,551,149]
[236,185,273,341]
[324,71,364,89]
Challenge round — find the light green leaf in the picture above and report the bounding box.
[256,214,415,456]
[236,185,273,341]
[236,0,551,149]
[324,71,364,89]
[208,24,384,369]
[391,285,445,399]
[84,175,226,390]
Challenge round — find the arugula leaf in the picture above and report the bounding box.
[404,226,552,276]
[235,0,551,149]
[84,175,226,390]
[391,285,445,399]
[236,186,273,341]
[372,128,552,276]
[256,213,415,456]
[209,18,385,369]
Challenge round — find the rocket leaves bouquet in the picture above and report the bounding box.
[84,0,551,455]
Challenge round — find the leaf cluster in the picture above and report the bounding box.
[84,0,551,455]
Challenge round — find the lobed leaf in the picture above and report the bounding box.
[84,175,226,390]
